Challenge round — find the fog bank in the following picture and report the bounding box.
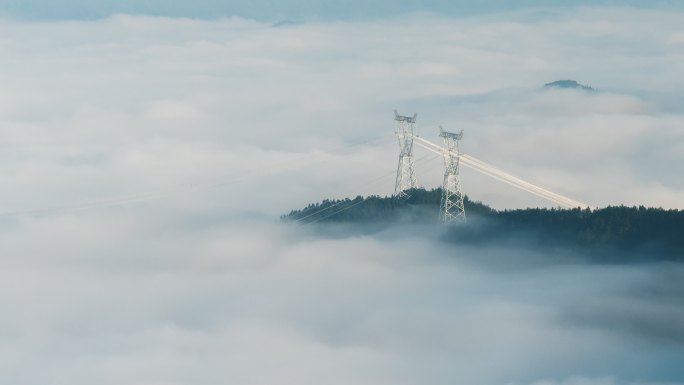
[1,212,682,384]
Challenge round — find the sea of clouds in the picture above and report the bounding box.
[1,215,683,384]
[1,7,684,213]
[0,5,683,385]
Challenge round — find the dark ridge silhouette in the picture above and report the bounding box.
[544,79,595,91]
[284,188,684,262]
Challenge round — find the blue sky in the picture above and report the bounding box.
[0,0,681,20]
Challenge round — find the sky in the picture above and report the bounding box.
[1,2,684,385]
[1,0,682,21]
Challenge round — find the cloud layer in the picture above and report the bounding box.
[1,7,684,384]
[1,215,683,384]
[1,7,683,215]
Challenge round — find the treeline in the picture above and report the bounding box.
[284,188,479,224]
[284,188,684,261]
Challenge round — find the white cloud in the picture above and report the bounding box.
[1,8,683,214]
[1,216,683,384]
[0,9,683,384]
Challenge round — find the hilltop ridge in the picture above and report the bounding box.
[284,188,684,262]
[544,79,595,91]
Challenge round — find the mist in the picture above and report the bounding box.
[1,4,683,385]
[1,7,684,214]
[0,210,681,385]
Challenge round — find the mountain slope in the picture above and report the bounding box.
[284,188,684,261]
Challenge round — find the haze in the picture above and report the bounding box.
[0,2,682,384]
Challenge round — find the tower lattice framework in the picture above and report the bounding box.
[394,110,417,198]
[439,126,466,223]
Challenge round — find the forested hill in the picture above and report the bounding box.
[284,188,684,261]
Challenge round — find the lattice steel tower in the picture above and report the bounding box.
[439,126,466,223]
[394,110,417,198]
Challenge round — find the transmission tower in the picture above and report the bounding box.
[439,126,466,223]
[394,109,417,198]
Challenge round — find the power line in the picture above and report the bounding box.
[0,135,404,219]
[293,152,440,224]
[412,135,593,209]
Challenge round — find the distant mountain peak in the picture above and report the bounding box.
[544,80,595,91]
